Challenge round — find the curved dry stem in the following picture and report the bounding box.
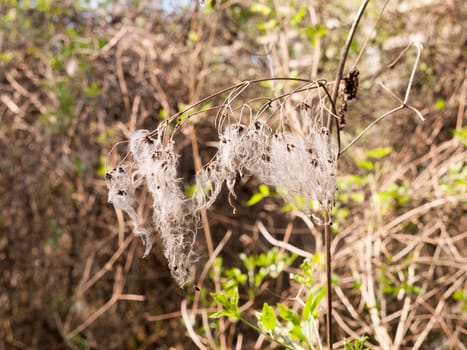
[192,230,233,310]
[257,221,312,258]
[340,105,404,155]
[329,0,370,126]
[159,77,318,131]
[328,0,370,156]
[181,299,208,350]
[340,42,425,155]
[403,42,424,104]
[351,0,391,70]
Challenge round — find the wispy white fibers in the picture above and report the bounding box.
[129,129,198,287]
[106,166,152,257]
[194,118,337,214]
[107,111,337,286]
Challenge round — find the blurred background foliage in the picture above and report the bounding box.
[0,0,465,349]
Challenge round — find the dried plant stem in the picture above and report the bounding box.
[456,70,466,129]
[324,210,333,349]
[181,299,208,350]
[351,0,390,70]
[67,266,126,340]
[323,4,370,343]
[160,77,317,129]
[340,42,425,155]
[193,230,233,310]
[329,0,370,130]
[258,221,312,258]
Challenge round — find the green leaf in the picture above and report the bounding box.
[290,324,307,342]
[210,310,238,319]
[185,184,197,198]
[281,203,297,212]
[256,248,278,267]
[96,155,107,176]
[435,98,446,110]
[250,3,271,16]
[188,32,199,42]
[211,292,230,309]
[259,184,270,195]
[352,279,362,291]
[356,160,374,171]
[211,287,240,318]
[302,287,326,320]
[305,25,327,46]
[259,302,277,331]
[291,258,314,286]
[259,80,273,89]
[366,147,393,159]
[277,303,300,324]
[84,82,100,98]
[453,128,467,146]
[247,193,264,206]
[225,267,247,286]
[452,289,466,302]
[350,191,365,203]
[37,0,51,12]
[159,109,168,118]
[257,19,277,31]
[345,336,370,350]
[0,51,13,63]
[231,287,239,314]
[291,7,307,26]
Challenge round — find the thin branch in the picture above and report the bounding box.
[181,299,208,350]
[190,230,233,350]
[156,77,319,132]
[66,267,123,340]
[193,230,233,306]
[340,105,404,154]
[329,0,370,129]
[82,234,133,292]
[145,308,218,322]
[351,0,390,70]
[257,221,312,258]
[340,42,425,155]
[403,42,424,104]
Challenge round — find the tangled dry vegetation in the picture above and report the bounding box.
[0,1,465,349]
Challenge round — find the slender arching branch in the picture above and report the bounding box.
[327,0,370,160]
[330,0,370,118]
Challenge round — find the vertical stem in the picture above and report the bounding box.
[323,1,369,345]
[324,210,333,349]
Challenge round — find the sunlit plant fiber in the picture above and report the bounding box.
[106,79,338,287]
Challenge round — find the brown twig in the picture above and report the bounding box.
[66,266,125,339]
[340,42,425,155]
[257,221,312,258]
[329,0,370,131]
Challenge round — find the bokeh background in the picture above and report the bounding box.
[0,0,465,349]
